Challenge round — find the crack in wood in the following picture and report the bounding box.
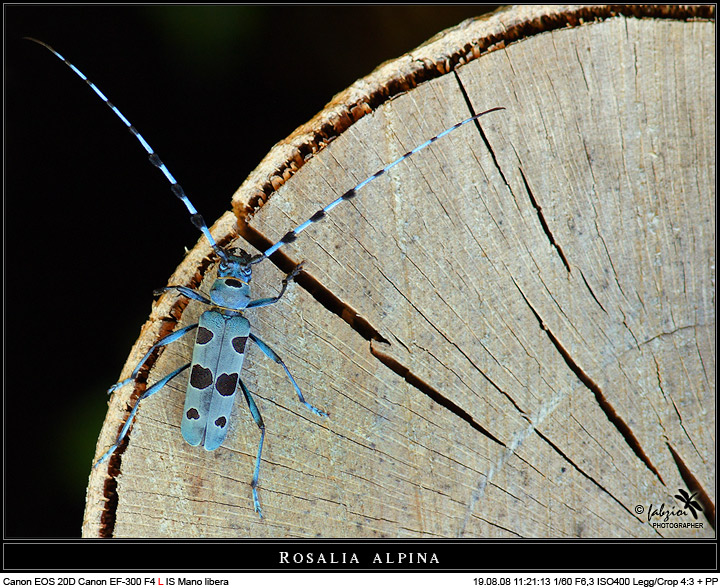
[534,429,653,531]
[453,70,511,188]
[457,70,572,278]
[519,167,572,273]
[512,277,666,486]
[579,269,608,314]
[370,341,505,447]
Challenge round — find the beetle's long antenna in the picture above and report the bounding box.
[25,37,228,263]
[255,106,505,262]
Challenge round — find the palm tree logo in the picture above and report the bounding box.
[674,489,702,519]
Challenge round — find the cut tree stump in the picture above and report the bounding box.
[83,5,715,538]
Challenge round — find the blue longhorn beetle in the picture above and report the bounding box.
[28,38,504,517]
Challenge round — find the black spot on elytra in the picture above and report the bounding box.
[215,416,227,428]
[190,365,213,389]
[225,278,244,288]
[186,408,200,420]
[196,327,213,345]
[216,373,238,396]
[232,336,247,353]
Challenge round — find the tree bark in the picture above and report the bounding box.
[83,5,715,538]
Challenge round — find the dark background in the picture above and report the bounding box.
[5,5,498,538]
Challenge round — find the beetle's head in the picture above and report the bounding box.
[208,247,263,310]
